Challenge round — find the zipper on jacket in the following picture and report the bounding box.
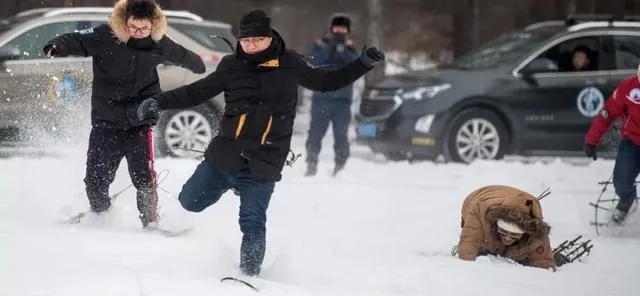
[260,115,273,145]
[235,113,247,138]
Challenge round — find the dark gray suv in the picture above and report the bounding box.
[0,7,235,158]
[356,15,634,163]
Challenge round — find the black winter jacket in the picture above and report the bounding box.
[155,30,371,181]
[43,2,205,129]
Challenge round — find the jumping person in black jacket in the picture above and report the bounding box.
[43,0,205,228]
[137,9,384,276]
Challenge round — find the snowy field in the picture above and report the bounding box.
[2,132,640,296]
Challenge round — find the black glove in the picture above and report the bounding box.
[584,143,597,160]
[43,44,59,57]
[137,98,160,122]
[359,46,385,69]
[554,252,570,267]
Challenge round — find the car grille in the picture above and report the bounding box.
[359,88,401,119]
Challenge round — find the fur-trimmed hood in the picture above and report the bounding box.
[457,185,556,269]
[486,205,551,238]
[109,0,167,44]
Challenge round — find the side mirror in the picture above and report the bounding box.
[520,57,558,75]
[0,45,20,62]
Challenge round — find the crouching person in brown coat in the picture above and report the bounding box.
[456,185,556,271]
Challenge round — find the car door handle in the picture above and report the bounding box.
[585,78,606,85]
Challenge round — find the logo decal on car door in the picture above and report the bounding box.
[577,86,604,117]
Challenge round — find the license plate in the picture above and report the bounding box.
[357,123,377,138]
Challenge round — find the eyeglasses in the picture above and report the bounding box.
[239,37,267,45]
[497,227,524,240]
[128,25,152,34]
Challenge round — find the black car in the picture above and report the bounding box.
[356,15,635,163]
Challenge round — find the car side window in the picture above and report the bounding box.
[613,35,640,70]
[525,36,613,74]
[1,21,84,60]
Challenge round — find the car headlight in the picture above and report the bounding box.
[400,84,451,100]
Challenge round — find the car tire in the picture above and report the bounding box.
[443,108,509,163]
[155,104,221,158]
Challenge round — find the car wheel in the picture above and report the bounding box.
[156,105,220,158]
[444,108,509,163]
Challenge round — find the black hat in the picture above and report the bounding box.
[330,14,351,32]
[238,9,272,38]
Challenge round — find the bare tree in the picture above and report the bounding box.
[568,0,578,14]
[472,0,480,47]
[365,0,384,87]
[63,0,83,6]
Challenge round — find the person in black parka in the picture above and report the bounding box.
[43,0,205,228]
[137,9,385,276]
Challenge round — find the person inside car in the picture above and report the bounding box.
[571,45,591,71]
[455,185,556,270]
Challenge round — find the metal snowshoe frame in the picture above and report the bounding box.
[552,235,593,266]
[589,175,640,235]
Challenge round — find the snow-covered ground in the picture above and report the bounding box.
[2,130,640,296]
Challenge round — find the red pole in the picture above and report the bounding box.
[146,126,159,222]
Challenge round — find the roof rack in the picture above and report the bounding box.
[565,13,640,25]
[14,8,57,18]
[568,21,640,32]
[524,20,566,31]
[37,7,203,21]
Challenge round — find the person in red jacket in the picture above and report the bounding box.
[584,71,640,224]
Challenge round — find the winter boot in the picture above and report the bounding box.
[136,188,158,228]
[239,235,265,276]
[610,208,628,225]
[304,163,318,177]
[86,188,111,213]
[331,163,345,177]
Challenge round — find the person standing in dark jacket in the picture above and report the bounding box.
[43,0,205,228]
[304,13,359,177]
[137,9,384,276]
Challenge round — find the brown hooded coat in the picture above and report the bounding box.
[457,185,555,269]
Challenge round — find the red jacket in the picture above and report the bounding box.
[585,75,640,146]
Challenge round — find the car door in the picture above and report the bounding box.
[508,33,616,153]
[0,20,94,133]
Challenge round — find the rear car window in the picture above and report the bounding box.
[169,22,235,52]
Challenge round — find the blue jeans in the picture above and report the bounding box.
[178,160,275,276]
[305,98,352,166]
[613,139,640,212]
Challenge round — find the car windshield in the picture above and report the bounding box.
[445,30,556,70]
[169,22,235,52]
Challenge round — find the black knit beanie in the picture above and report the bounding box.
[330,15,351,32]
[238,10,272,38]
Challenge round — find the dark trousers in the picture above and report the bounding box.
[179,160,275,276]
[613,139,640,212]
[305,98,352,166]
[84,126,157,224]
